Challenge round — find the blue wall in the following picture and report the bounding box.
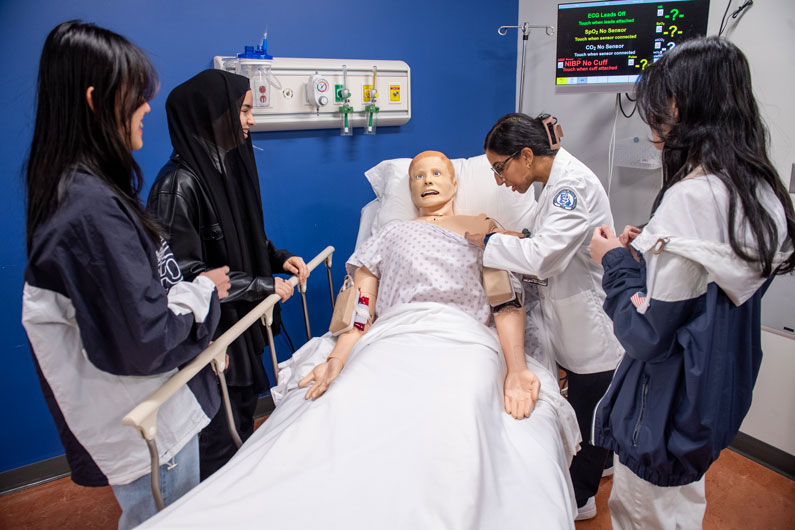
[0,0,517,473]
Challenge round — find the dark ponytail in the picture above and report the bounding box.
[483,113,559,157]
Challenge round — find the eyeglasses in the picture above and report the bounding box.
[490,150,522,182]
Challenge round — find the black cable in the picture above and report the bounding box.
[732,1,754,20]
[618,93,637,118]
[719,0,733,36]
[624,92,635,102]
[280,320,297,353]
[719,0,754,36]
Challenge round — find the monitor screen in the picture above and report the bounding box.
[555,0,710,93]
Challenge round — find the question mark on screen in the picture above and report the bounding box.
[669,25,679,36]
[640,58,649,70]
[667,42,675,50]
[671,8,679,20]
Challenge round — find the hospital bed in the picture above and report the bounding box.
[123,246,336,509]
[126,154,581,528]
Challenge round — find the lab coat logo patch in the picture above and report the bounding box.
[553,189,577,210]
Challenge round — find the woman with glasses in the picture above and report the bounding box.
[468,112,623,522]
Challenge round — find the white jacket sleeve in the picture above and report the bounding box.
[483,184,590,279]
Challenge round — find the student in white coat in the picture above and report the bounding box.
[468,113,624,521]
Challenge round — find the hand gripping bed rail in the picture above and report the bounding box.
[122,246,335,511]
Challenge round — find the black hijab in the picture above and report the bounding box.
[165,69,269,280]
[166,69,275,390]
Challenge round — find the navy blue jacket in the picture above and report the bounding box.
[593,247,769,486]
[22,171,221,486]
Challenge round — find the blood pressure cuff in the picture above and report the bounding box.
[483,267,523,310]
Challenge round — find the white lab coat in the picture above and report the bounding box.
[483,148,623,374]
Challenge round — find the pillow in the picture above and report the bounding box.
[363,154,536,238]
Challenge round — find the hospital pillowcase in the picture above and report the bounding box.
[363,155,537,237]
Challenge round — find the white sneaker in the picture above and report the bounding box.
[575,496,596,521]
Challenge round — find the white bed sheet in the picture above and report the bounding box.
[142,302,580,529]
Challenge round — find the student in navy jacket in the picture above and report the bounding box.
[589,37,795,529]
[21,21,230,529]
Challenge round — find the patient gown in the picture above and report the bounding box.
[142,220,580,529]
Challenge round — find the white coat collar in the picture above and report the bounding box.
[543,147,573,190]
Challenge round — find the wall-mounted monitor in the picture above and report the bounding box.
[555,0,710,93]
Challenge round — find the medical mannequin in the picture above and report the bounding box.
[300,151,540,420]
[468,114,624,521]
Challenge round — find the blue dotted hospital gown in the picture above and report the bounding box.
[347,220,490,324]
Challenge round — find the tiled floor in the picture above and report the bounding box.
[2,439,793,529]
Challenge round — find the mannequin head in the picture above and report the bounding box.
[408,151,457,216]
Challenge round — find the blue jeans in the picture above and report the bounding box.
[111,435,200,529]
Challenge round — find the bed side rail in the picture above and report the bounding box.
[122,245,335,510]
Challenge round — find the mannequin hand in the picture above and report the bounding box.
[274,277,294,302]
[298,357,344,400]
[504,369,541,420]
[589,225,623,265]
[201,266,231,299]
[283,256,309,284]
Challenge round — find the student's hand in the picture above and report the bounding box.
[619,225,642,247]
[465,216,501,248]
[299,357,344,400]
[464,231,486,248]
[504,369,541,420]
[619,225,643,262]
[283,256,309,284]
[274,277,294,302]
[201,266,231,299]
[589,225,623,265]
[493,229,524,238]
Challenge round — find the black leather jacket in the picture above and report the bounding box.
[147,154,292,387]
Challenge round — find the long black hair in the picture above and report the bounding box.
[483,113,559,157]
[636,37,795,276]
[25,20,161,253]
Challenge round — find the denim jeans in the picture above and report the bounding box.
[111,435,200,529]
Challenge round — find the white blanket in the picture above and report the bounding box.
[143,302,580,529]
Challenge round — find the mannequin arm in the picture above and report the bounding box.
[299,266,378,400]
[494,304,540,419]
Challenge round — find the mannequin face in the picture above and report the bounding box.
[485,148,534,193]
[408,155,457,212]
[240,90,255,138]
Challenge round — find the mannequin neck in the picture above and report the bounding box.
[418,200,456,220]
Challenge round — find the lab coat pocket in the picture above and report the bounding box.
[546,290,608,370]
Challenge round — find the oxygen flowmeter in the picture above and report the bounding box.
[364,66,380,135]
[306,74,330,110]
[338,65,353,136]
